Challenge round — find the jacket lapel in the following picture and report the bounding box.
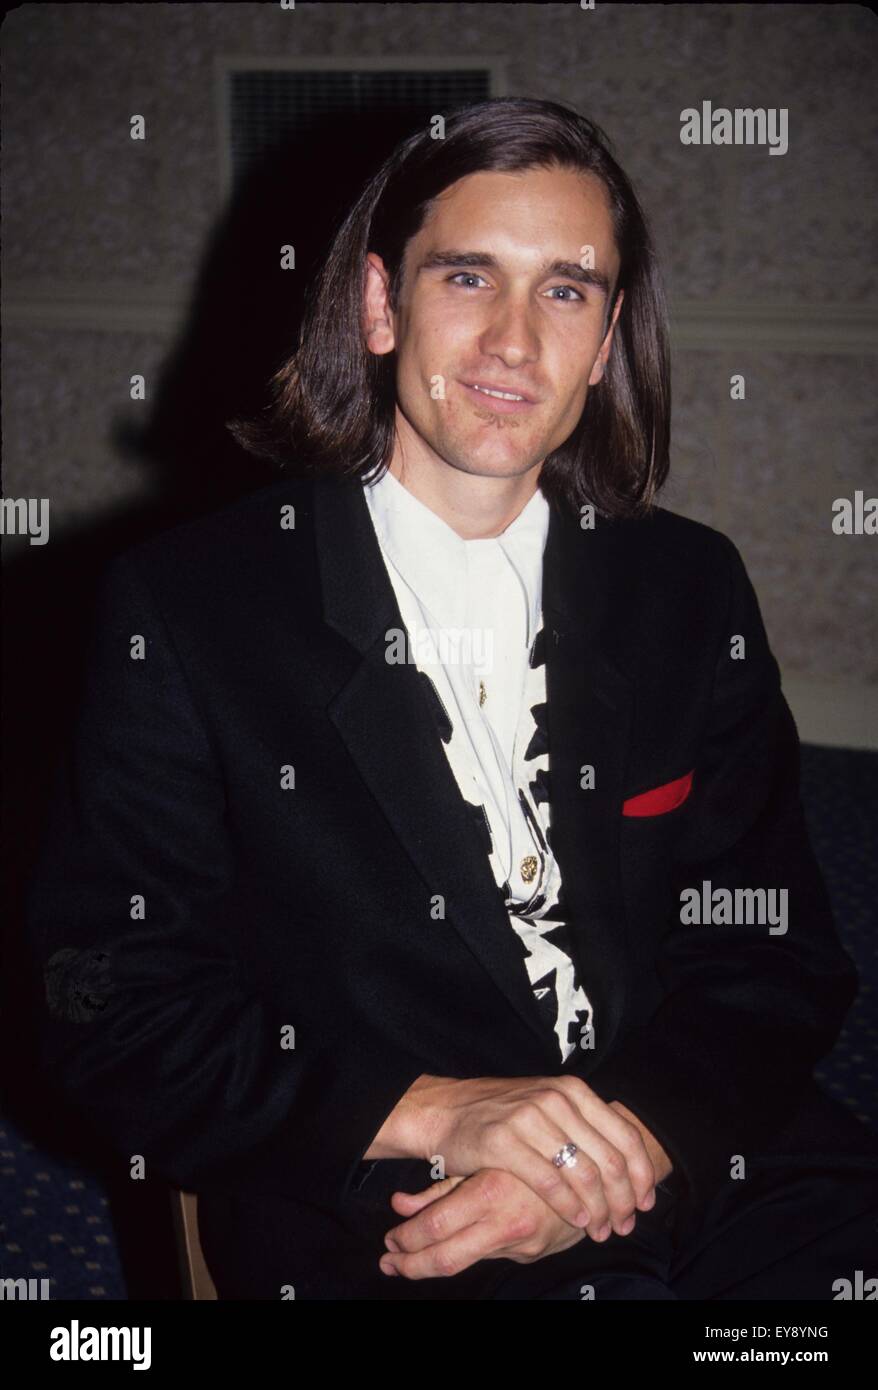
[314,473,635,1065]
[541,500,637,1067]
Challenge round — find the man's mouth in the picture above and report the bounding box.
[461,380,538,413]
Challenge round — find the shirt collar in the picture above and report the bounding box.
[362,466,549,647]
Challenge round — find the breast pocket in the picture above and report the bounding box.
[619,770,695,939]
[622,768,694,818]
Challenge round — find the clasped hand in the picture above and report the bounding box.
[379,1168,590,1280]
[378,1077,671,1281]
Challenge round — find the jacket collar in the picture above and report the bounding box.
[314,469,622,656]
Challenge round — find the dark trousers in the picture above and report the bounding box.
[198,1084,878,1301]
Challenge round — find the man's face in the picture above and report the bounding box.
[364,164,624,485]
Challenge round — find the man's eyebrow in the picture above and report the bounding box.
[416,249,612,298]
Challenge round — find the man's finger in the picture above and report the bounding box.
[555,1077,657,1207]
[388,1175,463,1217]
[538,1082,656,1228]
[380,1217,507,1281]
[386,1172,503,1255]
[485,1120,607,1233]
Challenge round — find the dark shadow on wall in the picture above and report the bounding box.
[1,106,427,1298]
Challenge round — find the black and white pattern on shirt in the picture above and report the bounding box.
[416,624,595,1061]
[512,623,595,1060]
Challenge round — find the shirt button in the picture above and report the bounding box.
[520,855,538,884]
[478,680,487,707]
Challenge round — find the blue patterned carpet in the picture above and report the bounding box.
[1,743,875,1300]
[803,746,877,1127]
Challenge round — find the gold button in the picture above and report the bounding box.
[478,680,487,707]
[520,855,538,884]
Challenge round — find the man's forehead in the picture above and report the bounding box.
[432,165,613,218]
[417,167,619,262]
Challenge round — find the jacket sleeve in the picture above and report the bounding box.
[582,534,859,1227]
[25,550,426,1211]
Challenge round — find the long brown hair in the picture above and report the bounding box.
[227,97,670,520]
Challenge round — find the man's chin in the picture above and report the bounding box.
[434,446,546,482]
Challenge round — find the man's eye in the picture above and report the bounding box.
[545,285,584,302]
[447,272,488,288]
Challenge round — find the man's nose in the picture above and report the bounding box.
[478,295,540,366]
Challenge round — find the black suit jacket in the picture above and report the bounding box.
[26,472,859,1290]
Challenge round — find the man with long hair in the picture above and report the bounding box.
[27,98,878,1300]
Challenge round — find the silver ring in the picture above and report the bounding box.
[552,1141,578,1169]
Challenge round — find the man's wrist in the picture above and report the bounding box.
[363,1073,450,1161]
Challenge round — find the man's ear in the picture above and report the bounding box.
[589,288,625,386]
[363,252,396,356]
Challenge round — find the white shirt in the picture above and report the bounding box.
[363,467,594,1061]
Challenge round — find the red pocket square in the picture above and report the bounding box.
[622,769,694,817]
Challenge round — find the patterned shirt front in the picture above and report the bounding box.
[363,467,594,1061]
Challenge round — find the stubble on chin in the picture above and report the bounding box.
[470,408,524,429]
